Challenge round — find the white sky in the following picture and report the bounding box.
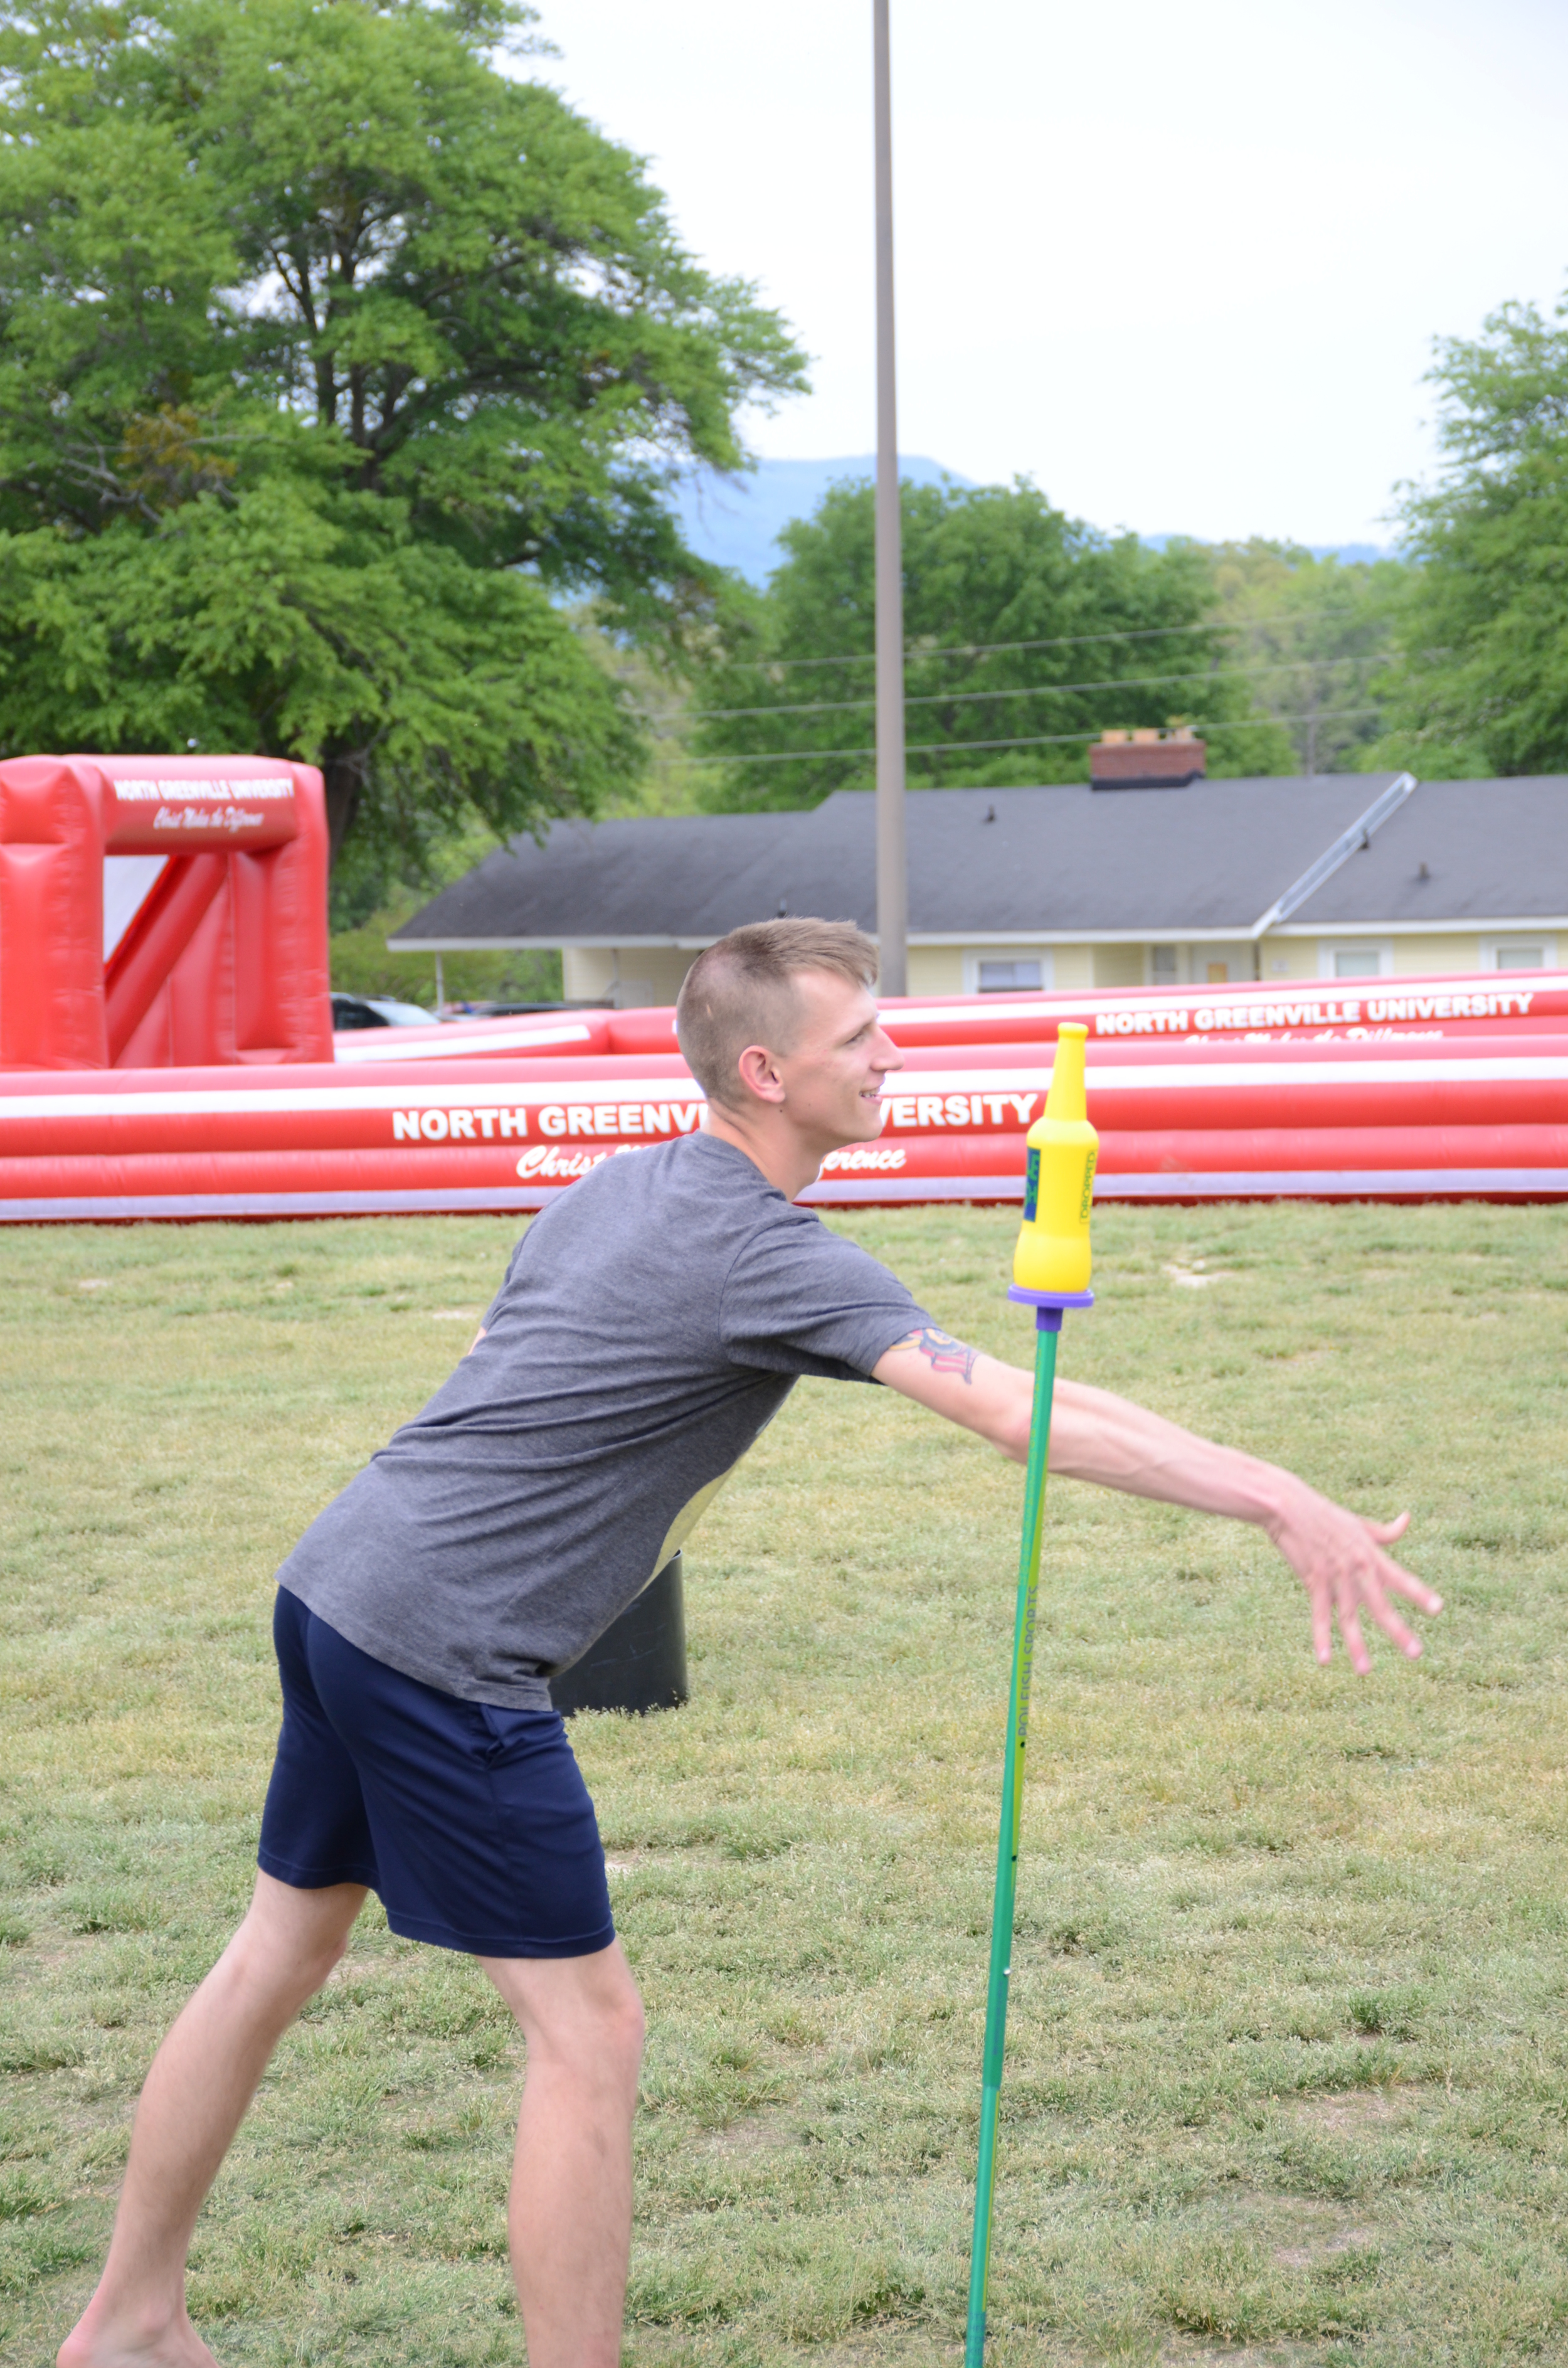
[528,0,1568,548]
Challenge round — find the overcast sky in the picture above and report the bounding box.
[529,0,1568,548]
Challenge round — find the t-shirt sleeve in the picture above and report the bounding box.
[719,1213,930,1380]
[480,1227,532,1331]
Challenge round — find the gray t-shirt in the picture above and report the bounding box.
[277,1132,928,1707]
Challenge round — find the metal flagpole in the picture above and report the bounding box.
[872,0,907,999]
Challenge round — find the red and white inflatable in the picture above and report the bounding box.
[0,754,331,1071]
[3,1034,1565,1219]
[333,970,1568,1067]
[1,752,1564,1217]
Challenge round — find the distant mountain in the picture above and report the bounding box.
[1142,533,1399,565]
[1309,543,1399,566]
[669,460,1399,585]
[672,455,971,585]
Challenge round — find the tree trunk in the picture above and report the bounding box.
[321,754,364,872]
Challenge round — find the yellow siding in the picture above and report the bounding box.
[1093,943,1145,988]
[563,932,1521,1011]
[561,947,696,1007]
[1391,934,1480,975]
[562,947,614,1001]
[643,950,701,1005]
[1051,945,1095,989]
[906,947,967,996]
[1258,938,1316,979]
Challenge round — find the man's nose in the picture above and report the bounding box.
[872,1027,904,1073]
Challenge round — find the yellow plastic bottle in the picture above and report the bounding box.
[1012,1022,1098,1295]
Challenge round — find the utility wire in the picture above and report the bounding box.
[713,603,1383,673]
[675,704,1384,767]
[687,650,1383,725]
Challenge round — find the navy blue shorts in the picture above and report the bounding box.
[258,1589,615,1960]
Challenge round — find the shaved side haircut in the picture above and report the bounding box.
[676,919,879,1111]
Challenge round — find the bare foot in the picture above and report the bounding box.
[57,2295,221,2368]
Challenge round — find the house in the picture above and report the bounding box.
[389,772,1566,1007]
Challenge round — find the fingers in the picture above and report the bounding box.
[1331,1546,1438,1670]
[1279,1495,1441,1673]
[1332,1592,1371,1674]
[1379,1561,1443,1617]
[1359,1580,1423,1660]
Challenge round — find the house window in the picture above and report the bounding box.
[1483,937,1555,971]
[1205,960,1229,985]
[1319,941,1392,979]
[977,958,1044,992]
[1150,944,1180,985]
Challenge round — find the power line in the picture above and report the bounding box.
[677,704,1385,768]
[713,603,1382,674]
[687,650,1384,725]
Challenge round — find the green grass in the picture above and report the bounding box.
[2,1201,1567,2367]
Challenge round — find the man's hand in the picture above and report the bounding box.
[1261,1492,1436,1674]
[871,1330,1443,1671]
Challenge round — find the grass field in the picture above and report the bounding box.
[2,1200,1566,2367]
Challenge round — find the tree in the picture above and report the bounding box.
[0,0,805,869]
[1202,541,1412,776]
[687,478,1295,811]
[1367,296,1568,777]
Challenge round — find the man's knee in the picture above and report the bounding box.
[564,1964,644,2085]
[564,1985,644,2110]
[485,1945,645,2089]
[287,1923,354,2000]
[604,1982,646,2079]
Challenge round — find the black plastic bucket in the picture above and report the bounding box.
[550,1553,689,1718]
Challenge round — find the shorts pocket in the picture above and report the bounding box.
[476,1702,563,1764]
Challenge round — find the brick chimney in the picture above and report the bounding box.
[1089,726,1205,789]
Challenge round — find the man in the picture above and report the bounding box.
[61,920,1440,2368]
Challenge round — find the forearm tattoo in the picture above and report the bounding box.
[897,1325,980,1384]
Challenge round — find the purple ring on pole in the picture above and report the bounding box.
[1007,1286,1095,1333]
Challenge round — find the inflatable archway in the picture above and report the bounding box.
[0,755,331,1070]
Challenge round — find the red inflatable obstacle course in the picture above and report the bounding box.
[3,1033,1565,1220]
[0,755,331,1071]
[1,750,1564,1218]
[329,968,1568,1070]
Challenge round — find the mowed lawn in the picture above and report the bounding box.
[2,1201,1567,2368]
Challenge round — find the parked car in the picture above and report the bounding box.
[330,993,438,1031]
[452,1000,599,1016]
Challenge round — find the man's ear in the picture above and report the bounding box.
[734,1043,787,1107]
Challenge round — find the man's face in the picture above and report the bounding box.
[766,970,904,1152]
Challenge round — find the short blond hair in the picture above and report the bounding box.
[675,919,879,1112]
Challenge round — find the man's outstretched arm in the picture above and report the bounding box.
[872,1327,1442,1674]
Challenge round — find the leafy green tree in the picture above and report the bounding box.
[0,0,804,869]
[688,478,1295,810]
[1367,296,1568,777]
[1204,541,1412,775]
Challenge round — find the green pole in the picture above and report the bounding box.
[965,1308,1062,2367]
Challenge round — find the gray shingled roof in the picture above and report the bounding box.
[1287,777,1567,926]
[389,774,1567,947]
